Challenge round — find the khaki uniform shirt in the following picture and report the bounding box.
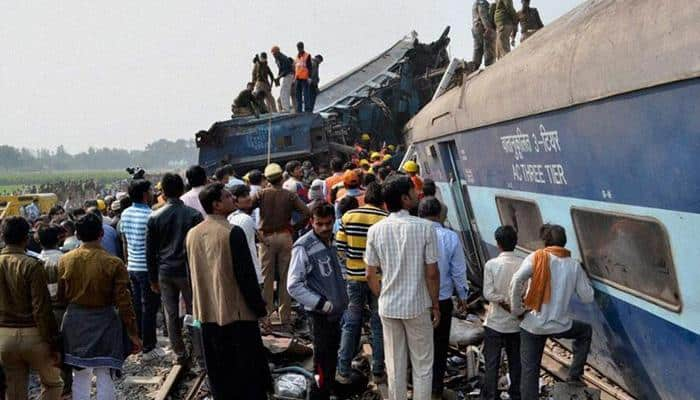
[57,242,138,337]
[0,245,59,349]
[253,186,310,233]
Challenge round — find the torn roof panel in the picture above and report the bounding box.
[313,32,418,113]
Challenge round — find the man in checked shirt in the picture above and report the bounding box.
[365,175,440,400]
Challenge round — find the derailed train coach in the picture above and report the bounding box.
[196,29,451,174]
[404,0,700,399]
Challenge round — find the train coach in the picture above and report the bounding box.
[404,0,700,398]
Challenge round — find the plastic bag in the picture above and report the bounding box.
[274,373,308,399]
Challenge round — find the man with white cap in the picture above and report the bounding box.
[252,163,311,330]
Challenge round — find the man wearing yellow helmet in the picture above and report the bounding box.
[402,160,424,195]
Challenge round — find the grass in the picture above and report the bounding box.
[0,170,129,188]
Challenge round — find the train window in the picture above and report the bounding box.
[571,208,681,312]
[495,196,543,251]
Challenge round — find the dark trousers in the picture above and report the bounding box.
[295,79,311,112]
[482,327,521,400]
[432,299,453,395]
[309,83,319,111]
[520,321,592,400]
[311,313,342,399]
[201,321,271,400]
[159,275,202,362]
[129,271,160,352]
[0,363,5,399]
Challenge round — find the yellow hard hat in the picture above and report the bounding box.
[264,163,283,178]
[403,160,419,173]
[361,133,371,142]
[359,159,370,167]
[370,152,381,161]
[383,154,392,161]
[387,144,396,151]
[96,199,106,211]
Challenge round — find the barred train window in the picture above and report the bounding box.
[495,197,543,252]
[571,208,681,312]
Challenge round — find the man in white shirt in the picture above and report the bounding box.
[37,225,64,298]
[482,225,522,400]
[365,175,440,400]
[510,224,594,400]
[228,184,264,284]
[180,165,208,217]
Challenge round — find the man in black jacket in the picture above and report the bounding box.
[146,173,204,365]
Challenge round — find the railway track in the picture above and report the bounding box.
[152,364,208,400]
[541,340,635,400]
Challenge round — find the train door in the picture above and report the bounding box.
[437,140,487,293]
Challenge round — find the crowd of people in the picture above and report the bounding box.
[0,138,595,400]
[232,41,324,118]
[0,179,127,207]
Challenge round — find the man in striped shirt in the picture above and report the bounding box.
[119,179,164,360]
[335,182,388,384]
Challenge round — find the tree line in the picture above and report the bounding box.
[0,139,198,171]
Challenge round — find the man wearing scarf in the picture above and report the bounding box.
[510,224,595,400]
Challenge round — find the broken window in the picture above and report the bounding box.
[571,207,681,312]
[495,196,543,252]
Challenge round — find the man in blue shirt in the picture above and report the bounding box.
[118,179,164,361]
[86,207,120,258]
[418,197,469,398]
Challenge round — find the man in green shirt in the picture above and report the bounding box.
[494,0,518,59]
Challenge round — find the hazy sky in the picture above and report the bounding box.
[1,0,582,153]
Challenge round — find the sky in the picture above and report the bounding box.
[1,0,583,153]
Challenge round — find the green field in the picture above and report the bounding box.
[0,170,129,190]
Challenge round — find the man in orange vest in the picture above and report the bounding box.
[294,42,313,113]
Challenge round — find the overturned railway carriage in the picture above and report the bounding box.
[405,0,700,399]
[196,30,450,173]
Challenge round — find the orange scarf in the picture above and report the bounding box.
[523,246,571,312]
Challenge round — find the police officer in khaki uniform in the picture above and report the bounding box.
[494,0,518,59]
[472,0,496,68]
[517,0,544,42]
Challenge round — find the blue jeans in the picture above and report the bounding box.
[295,79,311,112]
[129,271,160,352]
[337,280,384,376]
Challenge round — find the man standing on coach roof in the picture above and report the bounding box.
[365,175,441,400]
[186,183,271,399]
[119,178,164,361]
[511,224,594,400]
[146,173,204,365]
[271,45,294,112]
[294,41,314,113]
[472,0,496,67]
[288,203,349,399]
[253,163,311,330]
[0,216,62,400]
